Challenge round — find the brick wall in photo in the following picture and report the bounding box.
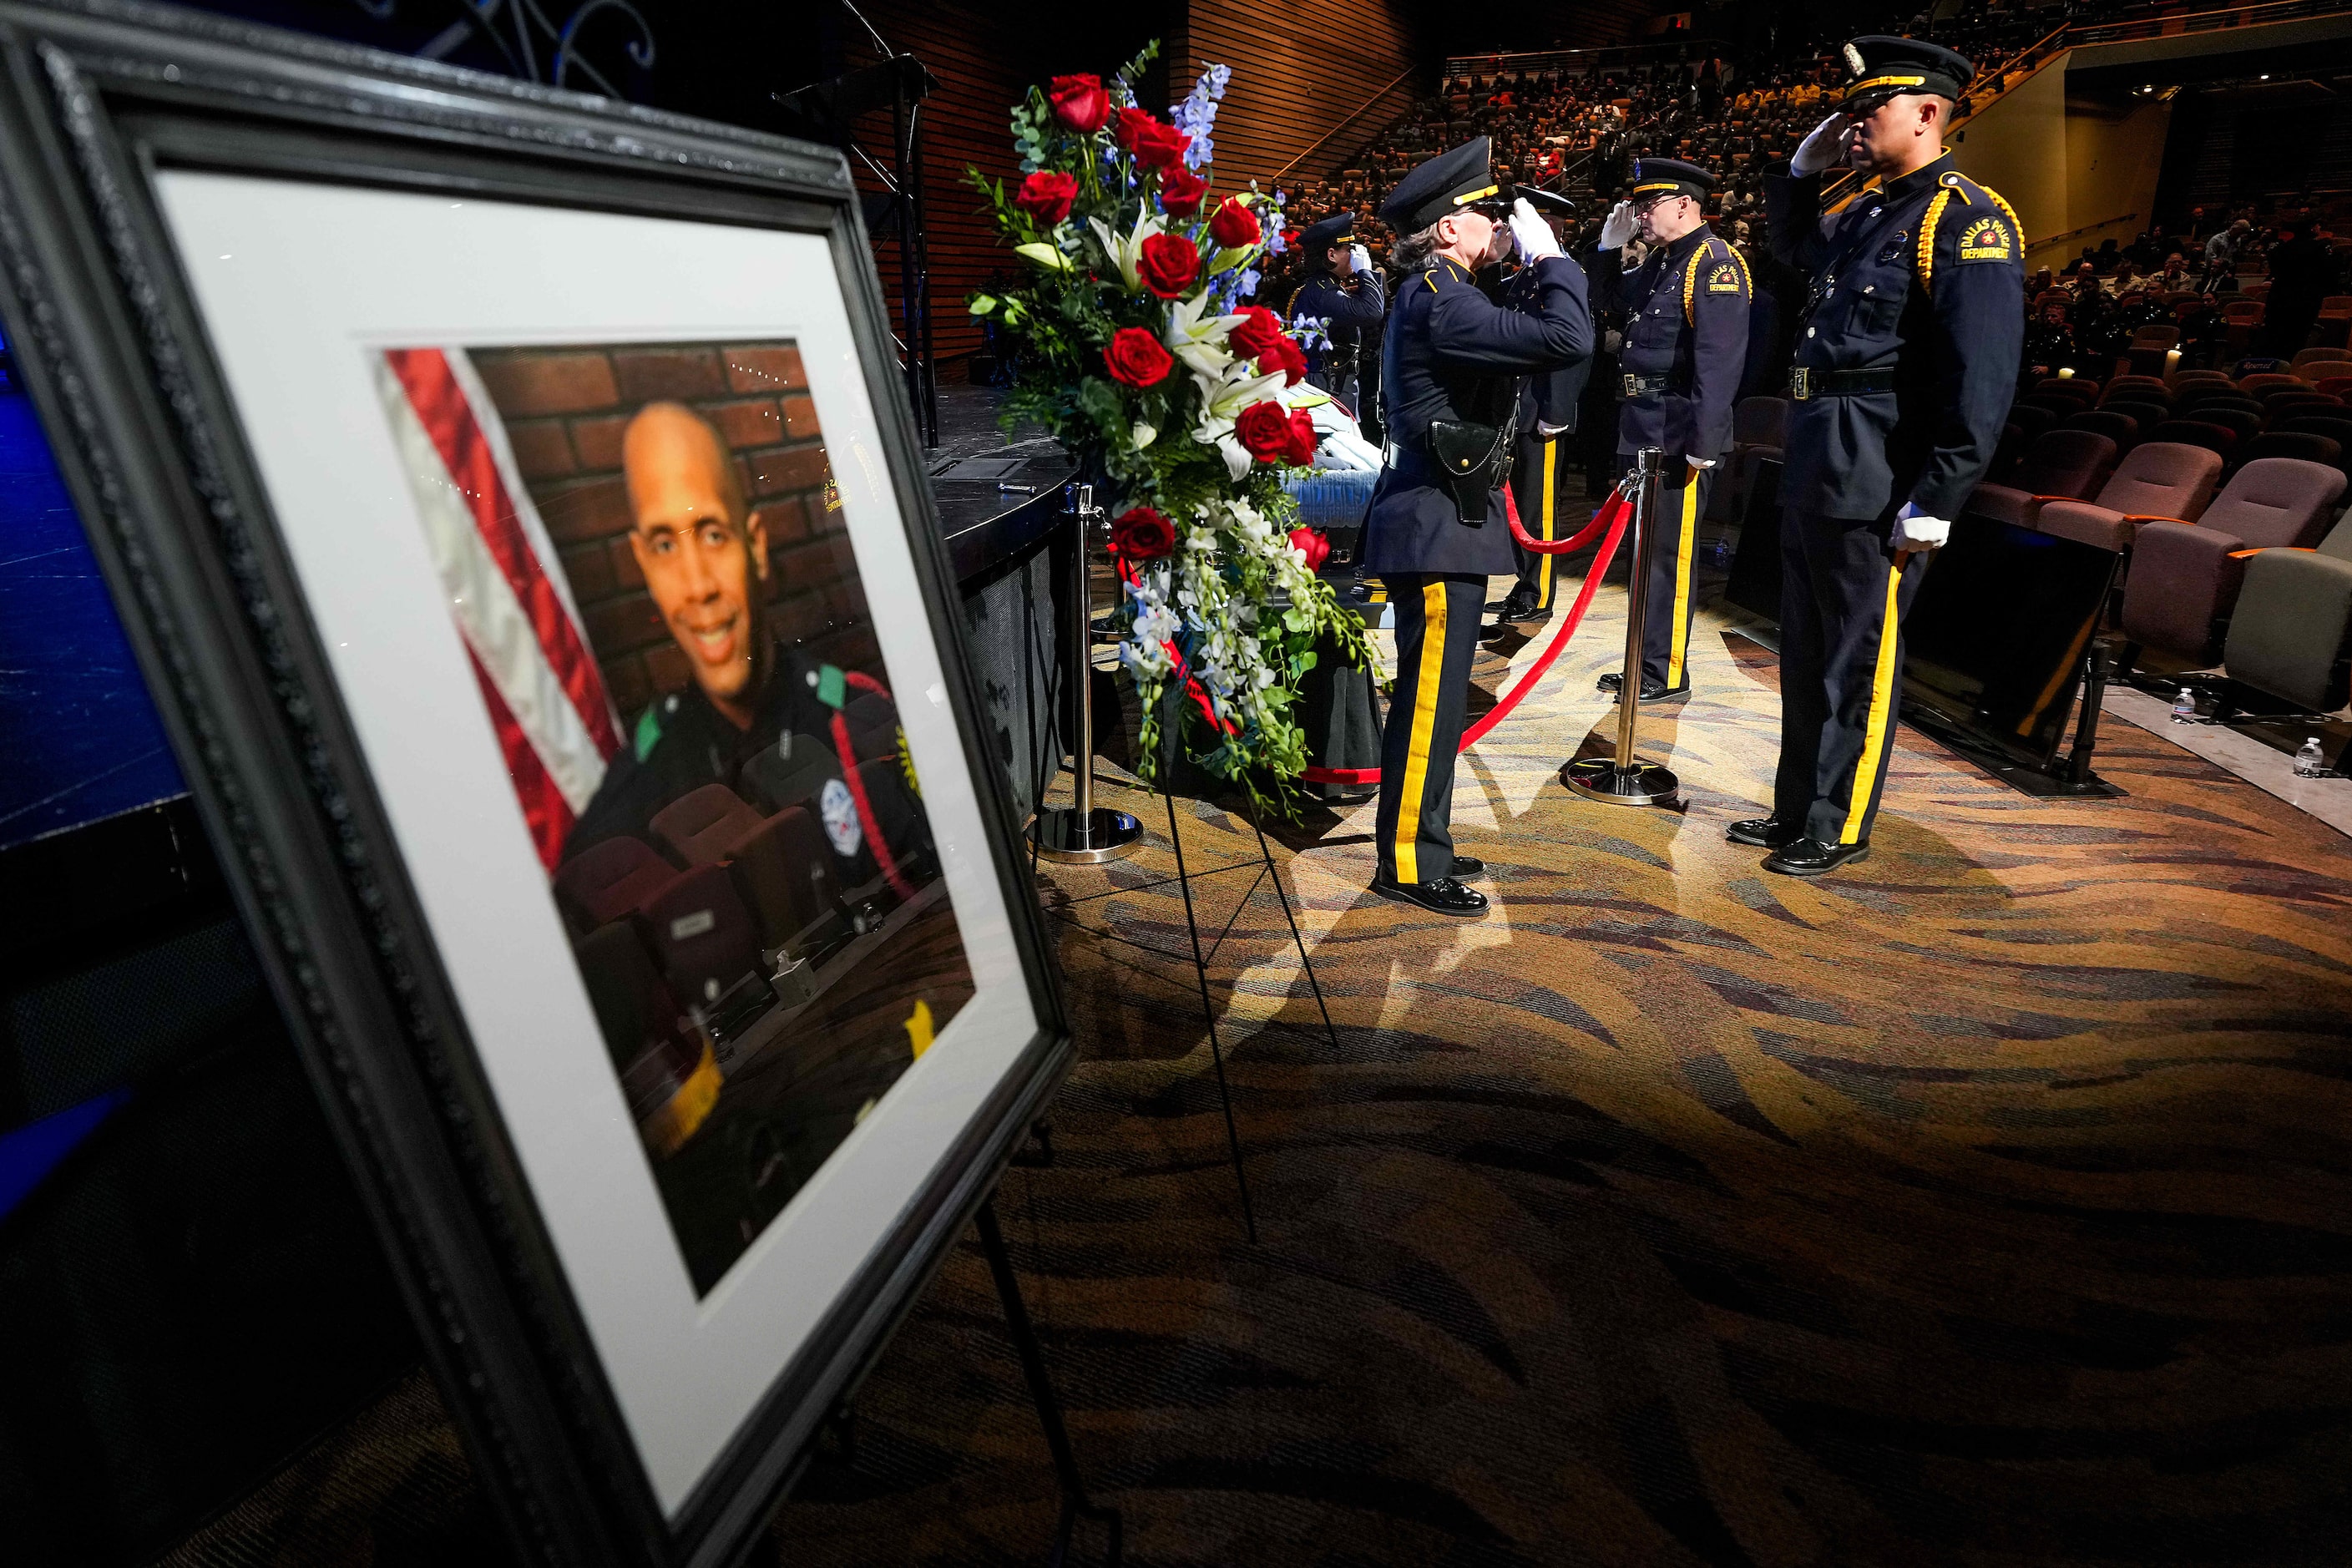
[469,341,881,726]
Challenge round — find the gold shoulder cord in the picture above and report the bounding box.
[1914,186,1958,295]
[1684,237,1753,324]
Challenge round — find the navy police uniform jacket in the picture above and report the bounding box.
[1594,223,1751,460]
[1764,152,2025,521]
[1366,251,1592,576]
[1287,267,1385,388]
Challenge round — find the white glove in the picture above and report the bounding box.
[1349,243,1373,275]
[1791,111,1851,177]
[1507,198,1563,262]
[1893,503,1950,550]
[1598,199,1637,250]
[1687,455,1717,470]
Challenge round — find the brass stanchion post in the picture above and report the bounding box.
[1563,448,1681,807]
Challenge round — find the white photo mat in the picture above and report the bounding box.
[153,171,1035,1516]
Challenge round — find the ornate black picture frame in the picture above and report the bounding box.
[0,3,1071,1564]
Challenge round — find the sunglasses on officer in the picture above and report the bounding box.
[1842,89,1902,119]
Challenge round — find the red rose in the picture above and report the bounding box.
[1288,527,1331,570]
[1110,506,1176,559]
[1014,169,1079,225]
[1207,198,1262,250]
[1233,401,1294,463]
[1227,305,1284,362]
[1262,335,1308,387]
[1102,326,1173,387]
[1159,165,1208,216]
[1135,232,1201,299]
[1115,107,1191,170]
[1280,408,1319,465]
[1049,74,1110,133]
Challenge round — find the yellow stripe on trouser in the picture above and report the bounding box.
[1393,582,1449,883]
[1538,440,1557,604]
[1840,559,1907,845]
[1667,475,1699,686]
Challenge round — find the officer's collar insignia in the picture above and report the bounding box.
[1940,172,1964,187]
[1844,43,1867,77]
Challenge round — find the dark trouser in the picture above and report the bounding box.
[1771,508,1932,847]
[1614,454,1714,688]
[1509,428,1573,610]
[1375,574,1485,883]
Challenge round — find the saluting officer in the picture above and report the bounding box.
[1365,138,1592,915]
[1287,211,1386,432]
[1588,157,1750,700]
[1750,37,2022,875]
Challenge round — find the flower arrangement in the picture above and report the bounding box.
[967,44,1368,811]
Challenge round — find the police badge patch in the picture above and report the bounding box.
[1955,215,2013,263]
[1708,262,1742,293]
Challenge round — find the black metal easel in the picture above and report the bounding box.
[1021,513,1343,1244]
[976,1196,1122,1567]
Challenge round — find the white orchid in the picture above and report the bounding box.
[1088,213,1166,293]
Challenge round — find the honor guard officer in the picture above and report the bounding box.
[1496,194,1593,625]
[1287,211,1386,429]
[1587,157,1750,698]
[1752,36,2022,875]
[1365,138,1592,915]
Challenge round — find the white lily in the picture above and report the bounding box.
[1131,420,1157,450]
[1191,362,1288,480]
[1162,293,1246,377]
[1088,213,1166,292]
[1014,241,1071,271]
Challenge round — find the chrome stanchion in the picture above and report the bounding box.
[1033,483,1144,863]
[1563,447,1681,807]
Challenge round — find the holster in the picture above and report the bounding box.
[1426,417,1510,525]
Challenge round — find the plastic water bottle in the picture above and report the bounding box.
[2171,687,2197,723]
[2295,736,2326,777]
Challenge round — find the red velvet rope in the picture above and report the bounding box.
[1301,481,1632,785]
[829,670,918,903]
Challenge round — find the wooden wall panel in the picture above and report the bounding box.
[1167,2,1424,193]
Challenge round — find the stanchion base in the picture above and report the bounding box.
[1562,757,1681,807]
[1032,807,1145,863]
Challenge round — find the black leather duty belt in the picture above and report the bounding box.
[1620,372,1677,398]
[1789,366,1898,400]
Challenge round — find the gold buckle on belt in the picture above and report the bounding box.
[1792,367,1812,401]
[1621,372,1639,398]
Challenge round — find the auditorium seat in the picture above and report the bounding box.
[726,805,850,961]
[651,782,764,868]
[1965,428,2117,528]
[2260,391,2344,422]
[2143,420,2236,463]
[2031,442,2223,554]
[2276,412,2352,449]
[2122,458,2349,665]
[2127,325,2178,375]
[1713,396,1786,523]
[2185,403,2263,443]
[573,922,716,1158]
[741,732,842,814]
[2239,373,2302,397]
[554,835,682,935]
[2103,398,2172,437]
[2061,408,2140,455]
[2099,374,2170,406]
[2314,376,2352,398]
[635,862,762,1009]
[2228,432,2344,481]
[2034,376,2099,408]
[2217,515,2352,712]
[2289,346,2352,370]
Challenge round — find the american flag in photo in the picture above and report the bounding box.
[376,346,623,870]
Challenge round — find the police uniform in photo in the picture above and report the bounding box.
[1287,211,1386,428]
[1365,137,1592,913]
[1592,158,1750,697]
[1756,38,2022,873]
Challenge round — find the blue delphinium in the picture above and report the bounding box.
[1169,63,1230,172]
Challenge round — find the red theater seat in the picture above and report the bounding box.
[635,863,762,1009]
[554,835,679,934]
[650,782,764,869]
[1966,428,2117,528]
[2031,442,2223,554]
[2122,458,2349,664]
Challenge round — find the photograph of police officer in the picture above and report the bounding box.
[432,344,975,1295]
[1584,157,1749,697]
[1748,37,2023,877]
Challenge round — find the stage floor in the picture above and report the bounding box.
[164,528,2352,1568]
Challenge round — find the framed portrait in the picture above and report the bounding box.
[0,4,1070,1565]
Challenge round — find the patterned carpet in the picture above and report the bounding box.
[167,545,2352,1568]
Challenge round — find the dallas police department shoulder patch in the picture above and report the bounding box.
[1708,261,1743,293]
[1955,214,2014,263]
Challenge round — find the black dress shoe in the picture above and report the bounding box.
[1762,837,1871,877]
[1726,816,1803,848]
[1494,586,1550,624]
[1449,854,1486,880]
[1371,875,1490,915]
[1596,671,1687,702]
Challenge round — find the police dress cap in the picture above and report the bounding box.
[1301,212,1357,252]
[1837,36,1974,105]
[1379,137,1500,232]
[1628,157,1716,202]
